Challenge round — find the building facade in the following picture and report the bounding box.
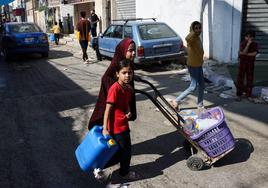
[23,0,267,63]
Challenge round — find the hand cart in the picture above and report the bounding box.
[134,77,235,171]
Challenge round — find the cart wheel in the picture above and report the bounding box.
[187,155,204,171]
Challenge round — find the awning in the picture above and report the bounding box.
[0,0,15,6]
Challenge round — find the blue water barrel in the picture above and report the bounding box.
[49,34,55,42]
[75,126,118,171]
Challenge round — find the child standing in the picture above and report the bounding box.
[93,59,138,182]
[236,30,259,101]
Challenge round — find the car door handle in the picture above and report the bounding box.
[153,43,173,48]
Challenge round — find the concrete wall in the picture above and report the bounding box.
[36,10,46,32]
[136,0,243,63]
[60,4,74,33]
[25,1,34,22]
[95,0,108,33]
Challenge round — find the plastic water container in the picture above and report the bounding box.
[75,126,118,171]
[49,34,55,42]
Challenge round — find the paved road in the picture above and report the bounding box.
[0,42,267,188]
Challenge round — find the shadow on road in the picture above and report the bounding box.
[48,49,74,59]
[213,138,254,167]
[2,49,74,63]
[109,131,187,184]
[108,137,254,184]
[0,57,102,188]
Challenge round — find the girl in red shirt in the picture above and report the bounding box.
[93,59,139,181]
[88,38,137,130]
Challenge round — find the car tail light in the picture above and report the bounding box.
[180,41,184,50]
[137,46,144,57]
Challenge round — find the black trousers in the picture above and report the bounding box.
[91,27,97,37]
[54,33,60,45]
[79,40,89,61]
[104,130,131,176]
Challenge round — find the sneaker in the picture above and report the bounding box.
[84,59,90,64]
[120,171,140,180]
[93,168,106,182]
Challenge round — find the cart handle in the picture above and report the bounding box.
[134,76,185,125]
[134,77,208,158]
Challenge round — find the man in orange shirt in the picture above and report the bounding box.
[76,11,91,63]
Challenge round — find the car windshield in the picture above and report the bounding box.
[9,23,41,33]
[138,23,177,40]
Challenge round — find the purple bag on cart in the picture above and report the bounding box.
[190,107,235,157]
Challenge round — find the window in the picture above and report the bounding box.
[124,26,133,38]
[9,23,41,33]
[103,25,116,37]
[138,23,177,40]
[112,25,123,38]
[103,25,123,38]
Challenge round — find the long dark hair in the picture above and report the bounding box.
[190,21,201,31]
[116,59,133,73]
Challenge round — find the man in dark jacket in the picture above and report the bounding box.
[89,9,99,37]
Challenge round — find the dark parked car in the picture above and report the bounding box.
[0,22,49,61]
[92,18,184,64]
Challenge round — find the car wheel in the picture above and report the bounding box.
[41,52,49,58]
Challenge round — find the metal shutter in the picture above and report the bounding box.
[116,0,136,19]
[242,0,268,61]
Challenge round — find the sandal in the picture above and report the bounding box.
[93,168,110,183]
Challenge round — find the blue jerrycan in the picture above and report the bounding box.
[75,125,118,172]
[49,34,55,42]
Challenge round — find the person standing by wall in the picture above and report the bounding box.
[236,30,259,101]
[89,9,99,37]
[58,19,63,35]
[76,11,91,63]
[171,21,205,112]
[66,13,71,34]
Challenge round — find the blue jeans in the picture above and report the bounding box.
[175,66,204,106]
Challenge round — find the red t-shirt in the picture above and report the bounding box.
[107,82,132,134]
[239,41,259,63]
